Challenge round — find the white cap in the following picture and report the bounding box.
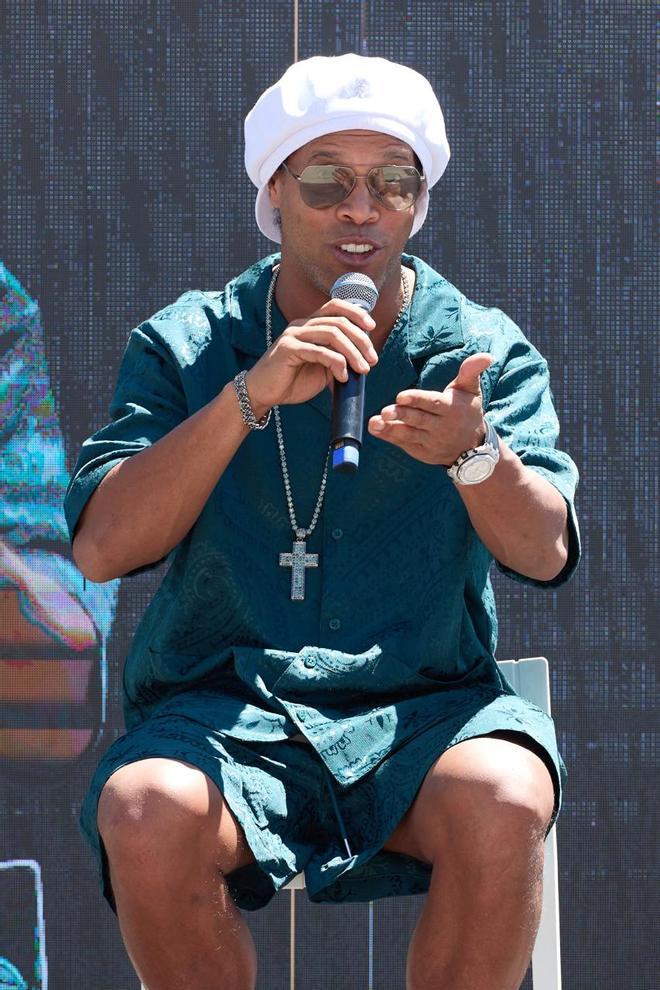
[244,53,450,243]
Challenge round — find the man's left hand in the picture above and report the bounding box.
[368,353,494,466]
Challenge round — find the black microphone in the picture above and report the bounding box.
[329,272,379,474]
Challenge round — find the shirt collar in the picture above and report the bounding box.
[228,255,278,358]
[227,253,466,420]
[402,254,465,359]
[229,253,465,357]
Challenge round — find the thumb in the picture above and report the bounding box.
[445,353,493,395]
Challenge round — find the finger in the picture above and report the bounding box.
[393,389,451,414]
[313,298,376,331]
[378,403,434,432]
[445,353,493,395]
[300,315,379,364]
[368,417,424,444]
[288,340,353,382]
[368,417,430,454]
[294,325,376,375]
[368,416,440,463]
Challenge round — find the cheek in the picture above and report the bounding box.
[385,213,415,247]
[280,205,324,244]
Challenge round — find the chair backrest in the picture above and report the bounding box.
[497,656,551,710]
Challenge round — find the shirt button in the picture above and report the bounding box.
[329,618,341,631]
[304,656,317,668]
[331,528,344,540]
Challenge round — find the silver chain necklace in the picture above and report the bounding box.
[266,265,411,601]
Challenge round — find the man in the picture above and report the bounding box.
[65,54,580,990]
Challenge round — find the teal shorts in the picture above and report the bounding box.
[80,690,565,912]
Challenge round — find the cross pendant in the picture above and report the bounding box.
[279,530,319,601]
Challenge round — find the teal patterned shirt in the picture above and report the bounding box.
[64,253,580,787]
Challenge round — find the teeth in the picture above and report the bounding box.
[340,243,374,253]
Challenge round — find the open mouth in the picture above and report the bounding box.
[340,242,374,254]
[334,242,379,264]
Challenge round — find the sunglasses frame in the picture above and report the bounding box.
[280,161,425,211]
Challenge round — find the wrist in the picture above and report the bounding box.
[446,417,500,486]
[244,370,272,422]
[443,417,488,467]
[232,370,272,430]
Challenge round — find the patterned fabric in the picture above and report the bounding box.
[0,263,117,641]
[66,253,580,905]
[1,263,117,748]
[80,684,562,911]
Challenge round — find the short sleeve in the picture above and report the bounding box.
[483,338,581,589]
[64,323,188,556]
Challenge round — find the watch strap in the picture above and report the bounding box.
[447,418,500,484]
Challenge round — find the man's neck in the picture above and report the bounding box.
[324,265,415,397]
[273,260,413,349]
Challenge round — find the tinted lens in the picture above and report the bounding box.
[367,166,423,210]
[297,165,356,207]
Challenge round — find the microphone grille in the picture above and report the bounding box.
[330,272,379,312]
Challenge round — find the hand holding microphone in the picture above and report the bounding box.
[244,275,378,420]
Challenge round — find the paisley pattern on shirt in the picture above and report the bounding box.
[67,253,580,905]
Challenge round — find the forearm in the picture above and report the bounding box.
[456,438,569,581]
[72,380,257,583]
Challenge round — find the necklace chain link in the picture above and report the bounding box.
[266,266,411,543]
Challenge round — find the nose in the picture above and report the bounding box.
[336,176,380,225]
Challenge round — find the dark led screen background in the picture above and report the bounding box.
[1,2,656,988]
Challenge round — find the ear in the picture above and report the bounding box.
[267,170,283,209]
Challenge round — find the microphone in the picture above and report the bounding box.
[329,272,379,474]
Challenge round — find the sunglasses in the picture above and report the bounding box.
[280,162,425,211]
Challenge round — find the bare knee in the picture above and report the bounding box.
[97,758,254,877]
[414,737,555,865]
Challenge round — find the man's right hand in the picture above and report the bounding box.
[244,298,379,415]
[70,300,379,583]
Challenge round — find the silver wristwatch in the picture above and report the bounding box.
[447,418,500,485]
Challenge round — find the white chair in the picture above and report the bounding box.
[140,657,561,990]
[283,657,562,990]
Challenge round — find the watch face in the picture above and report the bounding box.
[461,456,495,483]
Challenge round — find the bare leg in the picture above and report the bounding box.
[405,816,545,989]
[98,758,259,990]
[383,735,555,990]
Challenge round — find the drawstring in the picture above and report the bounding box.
[321,765,353,859]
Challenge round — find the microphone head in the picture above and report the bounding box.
[330,272,379,313]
